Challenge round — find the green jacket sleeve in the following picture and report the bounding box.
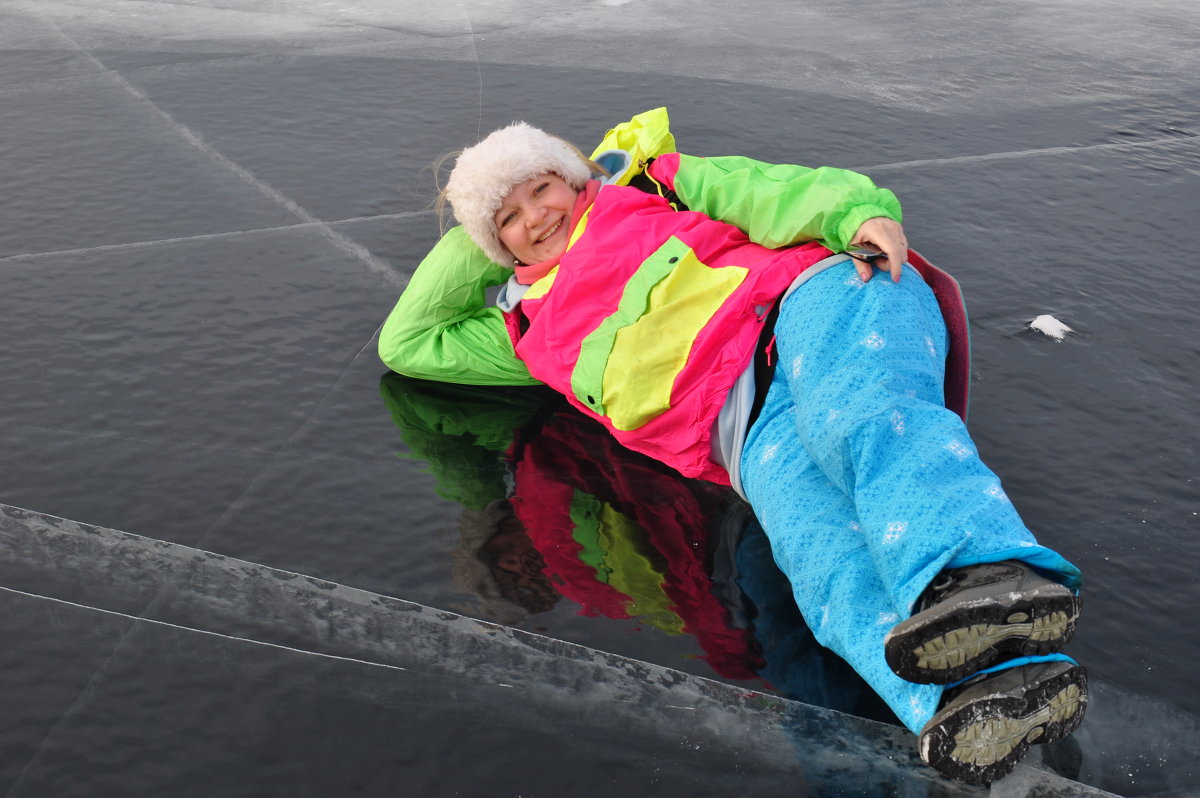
[666,153,902,252]
[378,226,541,386]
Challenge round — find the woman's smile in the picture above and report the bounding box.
[535,219,563,243]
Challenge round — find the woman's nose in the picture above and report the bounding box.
[525,201,546,226]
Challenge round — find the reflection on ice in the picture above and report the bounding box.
[378,375,898,720]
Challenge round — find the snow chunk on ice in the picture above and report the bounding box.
[1029,314,1072,342]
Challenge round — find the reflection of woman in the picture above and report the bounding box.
[452,498,558,625]
[379,374,761,680]
[378,375,552,625]
[379,109,1087,783]
[477,502,558,614]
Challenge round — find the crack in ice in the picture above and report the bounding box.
[0,210,433,265]
[860,133,1198,172]
[27,14,406,288]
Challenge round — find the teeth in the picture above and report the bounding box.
[536,220,561,243]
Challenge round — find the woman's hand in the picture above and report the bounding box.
[848,217,909,283]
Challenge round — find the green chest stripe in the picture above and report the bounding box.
[570,236,748,430]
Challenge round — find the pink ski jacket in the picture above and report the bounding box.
[380,109,969,485]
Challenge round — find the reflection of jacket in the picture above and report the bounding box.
[379,374,762,681]
[381,108,905,483]
[509,408,761,680]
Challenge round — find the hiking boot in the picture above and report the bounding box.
[885,561,1081,684]
[919,660,1088,785]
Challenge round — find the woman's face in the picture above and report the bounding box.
[494,173,579,265]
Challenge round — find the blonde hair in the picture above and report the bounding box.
[431,148,462,236]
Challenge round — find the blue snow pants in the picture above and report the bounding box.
[740,260,1081,733]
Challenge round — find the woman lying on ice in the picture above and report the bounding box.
[378,108,1086,785]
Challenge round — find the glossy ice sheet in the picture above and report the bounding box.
[2,0,1199,794]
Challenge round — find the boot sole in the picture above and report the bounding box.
[885,592,1082,684]
[919,664,1088,785]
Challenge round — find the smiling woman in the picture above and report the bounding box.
[380,108,1088,785]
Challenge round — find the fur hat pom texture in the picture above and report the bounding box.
[445,122,593,265]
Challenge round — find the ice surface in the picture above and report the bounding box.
[11,0,1200,114]
[3,0,1199,794]
[1,503,1134,796]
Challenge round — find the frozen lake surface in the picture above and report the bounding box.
[2,0,1198,795]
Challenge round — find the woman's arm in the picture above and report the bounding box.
[378,226,540,386]
[648,152,903,255]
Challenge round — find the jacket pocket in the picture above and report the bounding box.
[571,236,748,430]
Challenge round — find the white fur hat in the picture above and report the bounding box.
[445,122,593,265]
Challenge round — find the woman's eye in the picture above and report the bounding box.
[534,182,548,194]
[499,211,516,227]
